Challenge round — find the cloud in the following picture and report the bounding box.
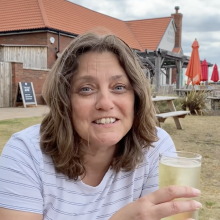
[183,14,220,33]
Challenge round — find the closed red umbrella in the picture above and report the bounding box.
[185,39,202,85]
[211,64,219,82]
[201,59,208,81]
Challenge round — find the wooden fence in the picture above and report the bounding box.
[0,46,47,69]
[157,85,176,95]
[0,62,12,107]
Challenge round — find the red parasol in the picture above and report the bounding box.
[201,59,208,81]
[211,64,219,82]
[185,39,202,85]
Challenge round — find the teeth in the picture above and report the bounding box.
[95,118,116,124]
[110,118,116,123]
[101,118,105,124]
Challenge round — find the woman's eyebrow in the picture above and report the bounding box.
[109,75,124,81]
[74,74,125,82]
[74,75,97,82]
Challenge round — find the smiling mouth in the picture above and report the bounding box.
[93,118,119,125]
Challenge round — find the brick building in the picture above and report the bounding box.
[0,0,183,107]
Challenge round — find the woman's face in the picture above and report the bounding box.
[71,51,135,150]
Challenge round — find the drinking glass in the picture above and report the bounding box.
[159,151,202,220]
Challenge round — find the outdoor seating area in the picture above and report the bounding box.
[152,85,220,129]
[152,96,190,129]
[174,85,219,97]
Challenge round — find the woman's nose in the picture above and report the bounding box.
[95,91,114,111]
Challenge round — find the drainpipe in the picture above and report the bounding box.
[56,31,60,58]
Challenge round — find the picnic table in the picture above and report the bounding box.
[152,96,190,130]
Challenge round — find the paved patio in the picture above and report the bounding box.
[0,105,49,121]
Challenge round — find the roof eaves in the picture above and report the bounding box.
[125,16,173,22]
[0,44,48,47]
[37,0,50,27]
[0,27,47,35]
[0,28,78,38]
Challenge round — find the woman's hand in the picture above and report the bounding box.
[110,185,202,220]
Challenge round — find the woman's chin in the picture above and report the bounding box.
[91,135,121,148]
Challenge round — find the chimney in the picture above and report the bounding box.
[171,6,183,48]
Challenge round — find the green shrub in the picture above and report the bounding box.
[180,89,208,115]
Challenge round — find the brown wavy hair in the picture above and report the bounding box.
[40,32,158,180]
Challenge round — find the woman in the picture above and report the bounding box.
[0,32,201,220]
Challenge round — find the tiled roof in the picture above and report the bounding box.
[0,0,173,51]
[43,0,142,50]
[125,17,172,51]
[0,0,45,32]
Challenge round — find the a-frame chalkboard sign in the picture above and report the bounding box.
[14,82,37,108]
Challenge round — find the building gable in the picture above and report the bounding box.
[157,19,176,51]
[125,17,173,51]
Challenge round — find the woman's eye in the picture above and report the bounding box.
[114,85,126,92]
[115,86,123,90]
[78,87,93,95]
[81,87,91,92]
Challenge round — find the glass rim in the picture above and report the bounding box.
[159,151,202,160]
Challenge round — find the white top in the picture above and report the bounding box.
[0,124,175,220]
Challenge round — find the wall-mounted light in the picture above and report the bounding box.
[50,37,55,44]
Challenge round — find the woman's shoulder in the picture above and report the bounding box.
[143,127,175,160]
[155,126,171,139]
[155,126,175,149]
[10,124,41,144]
[2,124,42,163]
[12,123,41,138]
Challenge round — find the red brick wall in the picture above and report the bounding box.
[0,32,48,46]
[11,62,49,105]
[171,11,183,84]
[46,32,74,69]
[11,62,23,105]
[171,12,183,48]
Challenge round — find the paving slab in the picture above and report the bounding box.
[0,105,49,121]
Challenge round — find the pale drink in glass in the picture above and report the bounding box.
[159,151,202,220]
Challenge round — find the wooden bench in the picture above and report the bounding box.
[207,96,220,110]
[156,110,190,129]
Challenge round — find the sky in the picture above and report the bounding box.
[69,0,220,80]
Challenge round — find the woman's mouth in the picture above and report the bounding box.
[93,118,118,125]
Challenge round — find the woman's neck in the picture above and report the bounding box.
[81,144,116,186]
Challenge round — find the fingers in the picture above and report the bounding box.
[151,199,202,220]
[145,185,201,205]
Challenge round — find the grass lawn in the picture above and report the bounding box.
[0,117,43,152]
[0,115,220,219]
